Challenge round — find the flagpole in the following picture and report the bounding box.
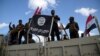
[60,23,69,39]
[48,16,54,41]
[94,16,100,35]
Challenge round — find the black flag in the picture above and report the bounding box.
[30,15,52,37]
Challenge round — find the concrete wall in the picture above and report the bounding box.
[7,43,41,56]
[6,35,100,56]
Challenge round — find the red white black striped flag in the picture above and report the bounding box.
[85,14,97,36]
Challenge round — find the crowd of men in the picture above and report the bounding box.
[8,9,79,45]
[8,18,35,45]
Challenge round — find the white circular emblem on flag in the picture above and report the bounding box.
[37,17,46,26]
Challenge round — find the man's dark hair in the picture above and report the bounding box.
[51,9,55,16]
[19,19,22,22]
[69,17,74,21]
[19,19,22,24]
[69,16,74,23]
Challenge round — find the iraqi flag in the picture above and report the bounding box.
[85,14,97,34]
